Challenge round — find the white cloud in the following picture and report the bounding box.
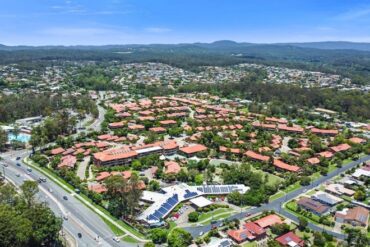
[145,27,172,33]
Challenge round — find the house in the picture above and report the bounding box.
[254,214,283,228]
[311,191,343,206]
[94,147,138,166]
[311,128,338,136]
[227,222,266,243]
[219,146,242,155]
[273,159,301,172]
[50,147,65,155]
[306,157,320,165]
[128,124,145,131]
[164,161,181,174]
[149,127,166,133]
[160,120,177,126]
[335,206,369,227]
[57,155,77,169]
[275,231,304,247]
[244,150,269,162]
[330,143,351,153]
[179,144,207,157]
[297,197,330,216]
[317,151,334,159]
[108,121,125,129]
[325,183,355,197]
[348,137,366,144]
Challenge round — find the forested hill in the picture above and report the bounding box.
[1,41,370,84]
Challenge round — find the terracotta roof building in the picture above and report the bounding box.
[254,214,283,228]
[275,231,304,247]
[335,206,369,227]
[244,150,269,162]
[273,159,301,172]
[311,128,338,136]
[179,144,207,157]
[227,222,266,243]
[330,143,351,153]
[297,197,330,216]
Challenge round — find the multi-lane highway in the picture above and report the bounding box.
[184,155,370,240]
[1,150,138,247]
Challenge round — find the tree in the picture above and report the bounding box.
[148,180,160,191]
[150,228,168,244]
[270,223,290,235]
[167,228,193,247]
[0,129,7,151]
[0,204,33,247]
[20,180,39,208]
[188,211,199,222]
[346,229,369,246]
[144,242,155,247]
[354,189,366,201]
[300,176,311,186]
[298,216,308,230]
[313,232,326,247]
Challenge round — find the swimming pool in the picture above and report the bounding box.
[8,133,31,143]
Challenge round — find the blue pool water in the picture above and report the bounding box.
[8,133,31,143]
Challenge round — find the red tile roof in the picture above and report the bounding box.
[307,157,320,165]
[244,150,269,162]
[254,214,283,228]
[330,143,351,153]
[311,128,338,135]
[164,161,181,174]
[180,144,207,154]
[349,137,366,144]
[149,127,166,133]
[273,159,301,172]
[58,155,76,169]
[318,151,334,158]
[160,120,177,125]
[275,231,304,247]
[51,147,65,155]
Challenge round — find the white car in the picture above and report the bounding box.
[113,237,120,242]
[199,231,203,236]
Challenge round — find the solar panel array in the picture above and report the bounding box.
[196,185,241,194]
[184,189,198,199]
[146,194,179,222]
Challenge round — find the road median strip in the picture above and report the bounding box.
[24,157,148,243]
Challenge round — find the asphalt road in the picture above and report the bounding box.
[184,155,370,240]
[1,150,138,247]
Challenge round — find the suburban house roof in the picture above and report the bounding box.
[330,143,351,153]
[349,137,366,144]
[335,206,369,225]
[318,151,334,158]
[297,197,329,214]
[51,147,65,155]
[180,144,207,154]
[164,161,181,174]
[307,157,320,165]
[311,128,338,135]
[254,214,283,228]
[227,222,265,242]
[244,150,269,162]
[275,231,304,247]
[273,159,301,172]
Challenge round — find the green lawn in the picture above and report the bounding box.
[122,235,138,243]
[250,166,284,186]
[242,241,257,247]
[269,191,286,202]
[283,182,301,193]
[102,217,125,236]
[197,208,234,223]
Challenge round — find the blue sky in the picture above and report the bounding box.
[1,0,370,45]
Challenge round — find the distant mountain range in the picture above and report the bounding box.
[2,40,370,51]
